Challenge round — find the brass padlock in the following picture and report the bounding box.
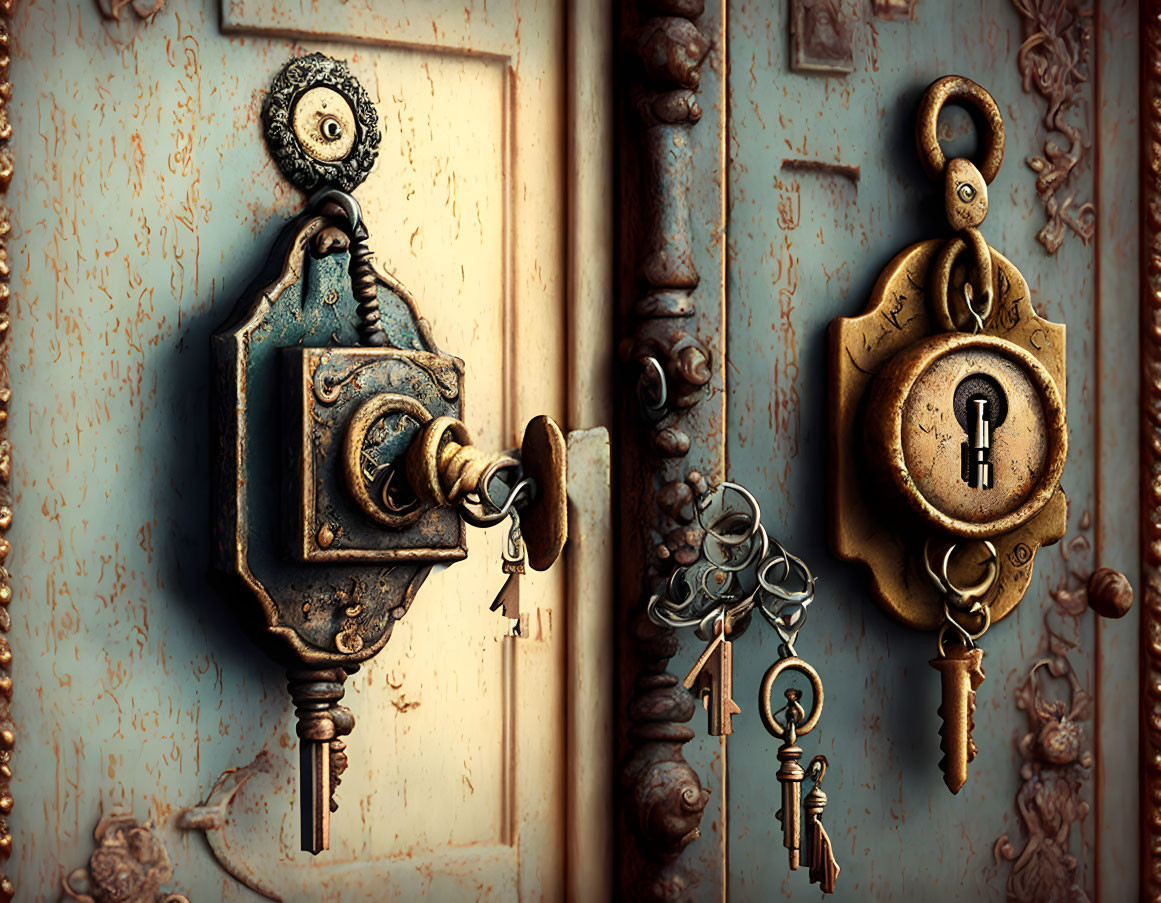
[829,76,1067,792]
[211,54,566,852]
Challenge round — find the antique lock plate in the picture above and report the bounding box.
[283,345,465,563]
[212,214,465,664]
[829,77,1068,632]
[210,53,570,852]
[831,239,1067,629]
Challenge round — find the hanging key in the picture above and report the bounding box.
[924,539,995,793]
[760,656,826,874]
[683,616,741,736]
[775,689,807,869]
[287,667,355,854]
[930,640,985,794]
[804,756,839,894]
[490,508,525,637]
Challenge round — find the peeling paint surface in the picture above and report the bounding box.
[8,1,568,898]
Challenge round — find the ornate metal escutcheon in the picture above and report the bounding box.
[830,76,1070,792]
[211,54,567,853]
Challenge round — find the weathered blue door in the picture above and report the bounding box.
[618,1,1140,900]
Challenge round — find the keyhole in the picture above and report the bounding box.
[954,374,1007,490]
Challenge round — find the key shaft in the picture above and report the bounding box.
[929,645,985,794]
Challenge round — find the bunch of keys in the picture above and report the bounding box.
[925,539,996,793]
[648,480,840,893]
[648,482,815,737]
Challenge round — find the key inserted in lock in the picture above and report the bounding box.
[954,374,1007,490]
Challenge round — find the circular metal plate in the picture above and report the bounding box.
[866,333,1066,539]
[262,53,380,194]
[292,86,358,163]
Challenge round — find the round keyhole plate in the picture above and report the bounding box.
[864,333,1066,539]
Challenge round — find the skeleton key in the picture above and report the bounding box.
[930,642,985,794]
[490,509,526,637]
[804,758,839,894]
[760,656,826,874]
[682,622,741,736]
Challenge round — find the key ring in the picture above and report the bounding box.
[922,537,998,612]
[936,604,992,657]
[698,481,764,547]
[930,232,995,334]
[759,656,825,739]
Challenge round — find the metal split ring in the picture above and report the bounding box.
[759,656,825,739]
[936,604,992,657]
[923,537,999,610]
[930,232,994,334]
[637,355,668,420]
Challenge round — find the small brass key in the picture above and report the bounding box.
[804,758,840,894]
[760,655,834,889]
[683,624,741,736]
[930,643,985,794]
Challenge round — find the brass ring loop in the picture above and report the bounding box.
[759,656,824,739]
[922,537,999,607]
[930,233,995,333]
[915,75,1005,183]
[405,415,472,508]
[342,393,434,528]
[936,605,992,658]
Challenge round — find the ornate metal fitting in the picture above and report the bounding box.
[62,815,189,903]
[262,53,381,194]
[829,75,1080,796]
[830,76,1068,633]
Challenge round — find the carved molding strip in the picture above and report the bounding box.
[0,5,11,900]
[1011,0,1095,254]
[994,522,1094,902]
[617,1,716,899]
[1142,3,1161,898]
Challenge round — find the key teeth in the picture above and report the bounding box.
[931,649,986,794]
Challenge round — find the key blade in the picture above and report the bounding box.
[929,646,985,794]
[682,635,741,736]
[301,740,330,854]
[490,571,521,620]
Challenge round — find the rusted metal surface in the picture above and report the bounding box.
[616,0,728,898]
[1012,0,1095,254]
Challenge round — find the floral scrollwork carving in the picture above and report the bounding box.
[62,816,190,903]
[1011,0,1095,253]
[992,526,1096,903]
